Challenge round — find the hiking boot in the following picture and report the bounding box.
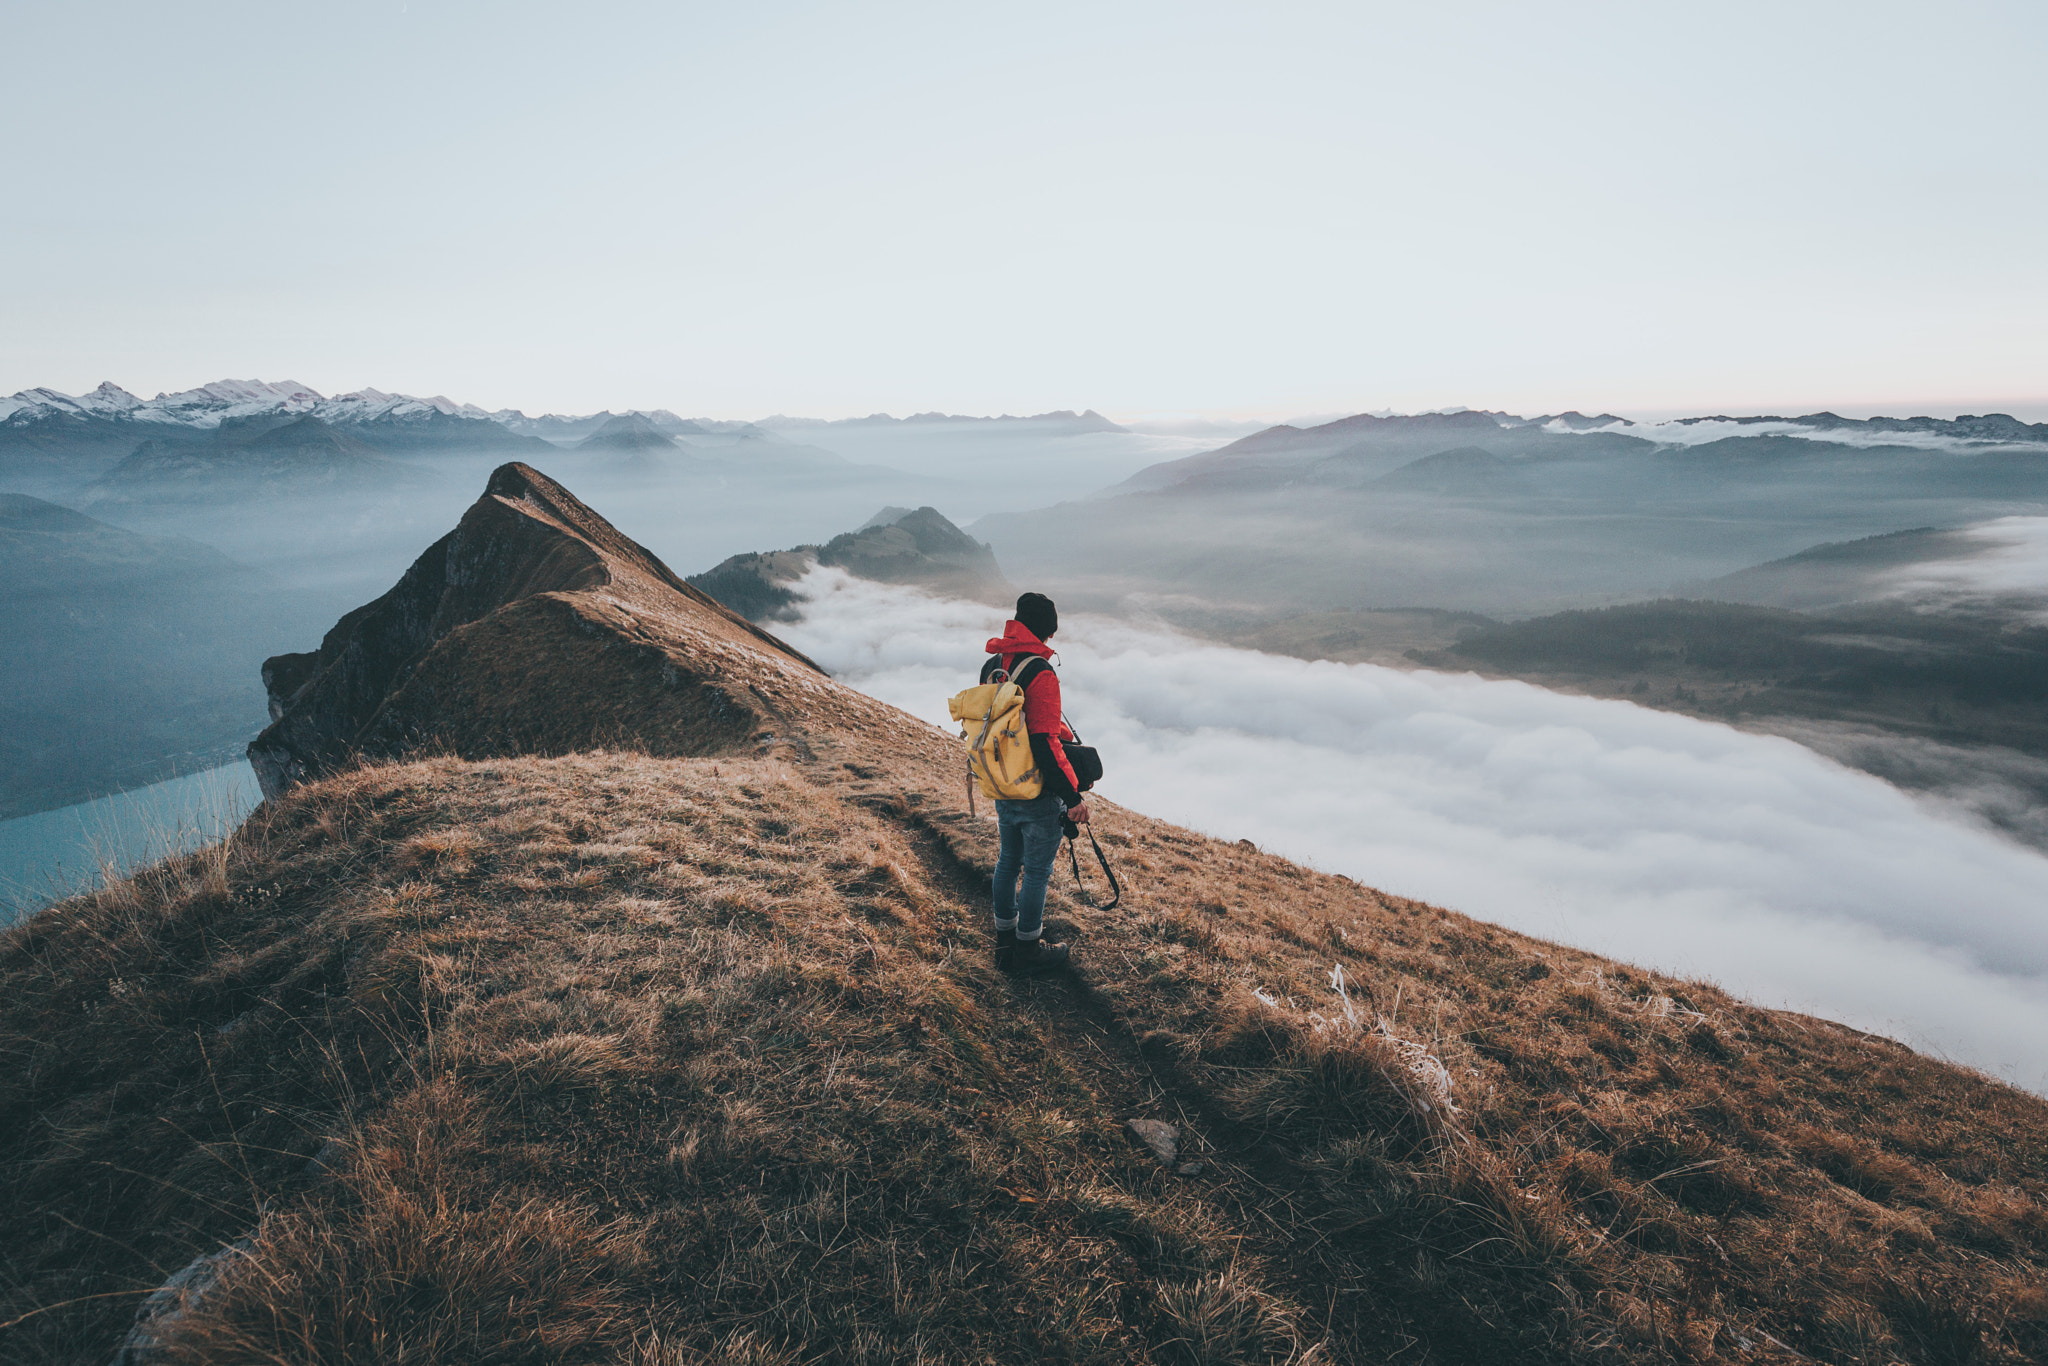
[994,927,1017,972]
[1007,936,1071,976]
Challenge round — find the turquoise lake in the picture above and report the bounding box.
[0,764,262,923]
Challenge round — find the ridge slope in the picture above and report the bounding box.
[3,468,2043,1365]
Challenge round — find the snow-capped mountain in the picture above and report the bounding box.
[0,379,507,431]
[0,380,551,492]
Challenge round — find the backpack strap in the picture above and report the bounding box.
[1008,655,1051,692]
[1005,656,1078,743]
[983,653,1052,690]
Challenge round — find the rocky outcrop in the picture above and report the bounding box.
[248,462,829,799]
[683,549,813,622]
[688,506,1011,622]
[109,1237,254,1366]
[816,506,1007,600]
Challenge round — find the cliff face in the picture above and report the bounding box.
[248,462,831,798]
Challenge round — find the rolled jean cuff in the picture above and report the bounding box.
[993,915,1019,931]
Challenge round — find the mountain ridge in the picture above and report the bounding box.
[81,415,417,506]
[250,461,824,800]
[4,464,2045,1363]
[0,381,551,491]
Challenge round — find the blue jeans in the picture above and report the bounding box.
[993,792,1065,942]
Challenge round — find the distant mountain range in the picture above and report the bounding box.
[0,379,550,492]
[1660,410,2048,442]
[493,408,760,443]
[1110,409,1647,495]
[1111,408,2048,497]
[8,380,2044,511]
[0,379,550,447]
[1,381,1011,494]
[83,415,422,506]
[976,401,2048,631]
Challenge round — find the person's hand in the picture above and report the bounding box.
[1068,802,1090,824]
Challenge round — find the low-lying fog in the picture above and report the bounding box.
[1885,515,2048,616]
[778,568,2048,1096]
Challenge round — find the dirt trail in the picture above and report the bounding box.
[853,776,1466,1361]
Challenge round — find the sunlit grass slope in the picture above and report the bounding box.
[4,737,2045,1363]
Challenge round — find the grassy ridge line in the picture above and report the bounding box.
[0,747,2042,1363]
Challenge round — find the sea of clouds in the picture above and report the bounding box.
[777,568,2048,1095]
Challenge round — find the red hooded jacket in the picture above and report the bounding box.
[982,619,1084,803]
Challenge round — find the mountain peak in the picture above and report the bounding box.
[85,381,142,411]
[249,462,823,798]
[152,378,326,407]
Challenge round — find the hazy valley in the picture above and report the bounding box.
[11,376,2048,850]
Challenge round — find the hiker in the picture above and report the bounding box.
[982,592,1089,974]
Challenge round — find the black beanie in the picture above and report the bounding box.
[1015,591,1058,642]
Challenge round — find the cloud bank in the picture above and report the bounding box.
[1882,516,2048,617]
[778,569,2048,1094]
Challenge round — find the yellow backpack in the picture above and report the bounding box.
[947,658,1049,800]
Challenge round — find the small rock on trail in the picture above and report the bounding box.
[1126,1118,1178,1164]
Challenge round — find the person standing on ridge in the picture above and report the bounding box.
[982,592,1088,974]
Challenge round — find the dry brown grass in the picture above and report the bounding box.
[3,736,2045,1364]
[981,803,2048,1365]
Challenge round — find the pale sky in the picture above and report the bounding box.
[5,0,2045,421]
